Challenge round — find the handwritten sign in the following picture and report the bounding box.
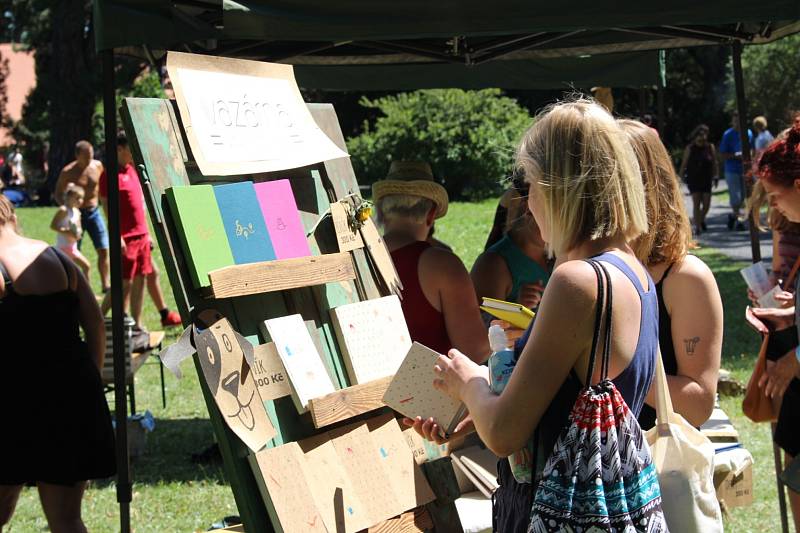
[331,202,364,253]
[252,343,292,401]
[167,52,348,176]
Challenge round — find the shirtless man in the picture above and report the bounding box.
[55,141,110,291]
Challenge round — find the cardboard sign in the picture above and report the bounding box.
[330,201,364,253]
[195,310,275,452]
[251,343,292,401]
[359,217,402,297]
[167,51,348,176]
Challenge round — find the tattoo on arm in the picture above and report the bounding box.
[683,336,700,355]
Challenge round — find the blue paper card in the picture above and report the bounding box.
[213,181,276,264]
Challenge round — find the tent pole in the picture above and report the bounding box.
[102,48,131,533]
[731,40,761,264]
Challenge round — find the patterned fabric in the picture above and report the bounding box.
[529,381,666,532]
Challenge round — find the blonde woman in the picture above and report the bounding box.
[620,119,723,429]
[407,100,658,531]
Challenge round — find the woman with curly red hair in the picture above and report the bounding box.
[749,116,800,530]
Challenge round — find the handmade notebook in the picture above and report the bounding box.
[212,181,276,264]
[260,314,336,413]
[253,414,434,533]
[383,342,467,438]
[330,295,412,385]
[451,445,499,498]
[254,179,311,259]
[165,185,234,288]
[480,297,535,330]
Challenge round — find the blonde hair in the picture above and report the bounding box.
[753,116,768,130]
[620,120,693,265]
[516,98,647,256]
[65,183,85,198]
[0,194,14,226]
[376,194,434,225]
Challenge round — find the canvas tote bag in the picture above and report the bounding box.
[529,260,667,532]
[645,353,723,532]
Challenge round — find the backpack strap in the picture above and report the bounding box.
[0,261,11,289]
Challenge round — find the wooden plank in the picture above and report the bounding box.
[366,508,434,533]
[207,253,356,299]
[308,376,393,429]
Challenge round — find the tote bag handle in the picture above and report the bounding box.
[653,349,676,433]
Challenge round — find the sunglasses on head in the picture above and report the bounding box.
[511,174,528,197]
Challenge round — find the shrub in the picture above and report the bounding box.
[347,89,532,200]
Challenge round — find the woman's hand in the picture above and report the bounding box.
[751,306,796,331]
[759,351,800,398]
[775,290,794,308]
[517,281,545,310]
[490,319,525,341]
[402,414,475,444]
[433,349,489,401]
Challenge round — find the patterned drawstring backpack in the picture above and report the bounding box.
[529,260,668,532]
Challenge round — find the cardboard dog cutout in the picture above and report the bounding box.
[161,309,275,452]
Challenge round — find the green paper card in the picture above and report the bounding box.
[166,185,234,288]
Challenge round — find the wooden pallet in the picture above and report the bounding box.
[121,98,460,532]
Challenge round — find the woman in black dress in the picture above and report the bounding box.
[678,124,719,235]
[0,195,115,532]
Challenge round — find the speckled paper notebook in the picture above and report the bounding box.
[382,342,466,437]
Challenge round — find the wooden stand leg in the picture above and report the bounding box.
[420,458,463,533]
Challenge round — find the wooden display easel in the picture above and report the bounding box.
[120,98,462,532]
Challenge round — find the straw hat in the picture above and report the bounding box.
[372,161,449,219]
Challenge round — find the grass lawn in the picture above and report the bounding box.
[6,202,784,532]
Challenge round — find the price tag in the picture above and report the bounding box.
[360,217,403,297]
[331,201,364,252]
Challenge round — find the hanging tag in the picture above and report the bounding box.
[359,217,403,298]
[251,343,292,401]
[331,201,364,252]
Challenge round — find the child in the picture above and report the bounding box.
[50,183,91,277]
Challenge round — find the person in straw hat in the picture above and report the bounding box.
[373,161,490,362]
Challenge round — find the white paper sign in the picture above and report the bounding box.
[167,52,348,176]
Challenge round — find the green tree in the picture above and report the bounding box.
[347,89,531,200]
[740,35,800,130]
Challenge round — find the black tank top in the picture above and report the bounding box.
[638,262,677,430]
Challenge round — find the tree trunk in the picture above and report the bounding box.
[45,0,98,189]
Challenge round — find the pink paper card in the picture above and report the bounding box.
[254,179,312,259]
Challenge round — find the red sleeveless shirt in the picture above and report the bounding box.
[390,241,452,355]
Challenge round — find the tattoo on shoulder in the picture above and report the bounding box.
[683,336,700,355]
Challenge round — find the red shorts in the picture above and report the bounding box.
[122,235,154,280]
